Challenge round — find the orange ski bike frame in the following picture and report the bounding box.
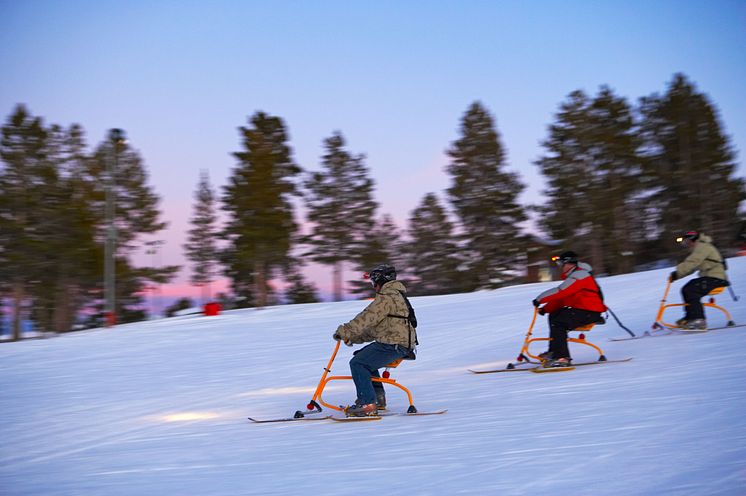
[295,340,418,418]
[651,279,735,330]
[508,307,607,369]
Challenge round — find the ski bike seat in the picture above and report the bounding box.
[573,323,595,332]
[385,358,404,368]
[572,315,606,332]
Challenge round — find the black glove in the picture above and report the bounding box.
[532,299,540,307]
[538,308,546,316]
[669,271,678,282]
[333,331,341,341]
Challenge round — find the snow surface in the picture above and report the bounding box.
[2,260,746,496]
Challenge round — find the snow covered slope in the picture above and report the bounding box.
[1,259,745,495]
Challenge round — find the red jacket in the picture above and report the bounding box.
[535,262,606,314]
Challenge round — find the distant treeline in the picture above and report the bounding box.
[1,73,743,339]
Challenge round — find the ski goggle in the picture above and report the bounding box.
[551,255,575,266]
[676,231,699,244]
[551,255,566,266]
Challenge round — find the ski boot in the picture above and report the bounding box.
[538,350,553,365]
[547,357,572,368]
[683,319,707,330]
[344,402,378,417]
[376,391,387,411]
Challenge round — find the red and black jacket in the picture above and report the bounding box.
[535,262,606,314]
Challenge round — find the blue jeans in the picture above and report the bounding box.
[349,342,410,405]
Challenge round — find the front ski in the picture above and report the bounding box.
[470,357,632,374]
[248,415,331,423]
[609,330,666,341]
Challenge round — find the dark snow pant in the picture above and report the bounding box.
[548,308,604,360]
[350,342,410,405]
[682,277,729,320]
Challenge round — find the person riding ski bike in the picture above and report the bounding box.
[669,231,729,330]
[532,251,606,367]
[333,264,417,417]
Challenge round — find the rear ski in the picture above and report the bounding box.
[610,323,744,341]
[531,366,575,373]
[379,409,448,416]
[329,416,382,422]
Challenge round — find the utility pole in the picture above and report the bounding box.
[105,129,126,327]
[145,239,164,319]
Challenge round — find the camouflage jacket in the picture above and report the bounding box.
[336,280,416,349]
[675,234,728,281]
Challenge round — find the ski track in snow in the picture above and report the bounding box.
[1,260,746,495]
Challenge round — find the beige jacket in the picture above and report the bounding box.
[675,233,728,281]
[336,280,416,349]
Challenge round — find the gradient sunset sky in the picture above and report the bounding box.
[2,1,745,303]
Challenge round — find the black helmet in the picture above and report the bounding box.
[676,231,700,243]
[365,264,397,287]
[552,251,578,265]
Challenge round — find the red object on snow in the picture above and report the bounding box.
[204,302,221,316]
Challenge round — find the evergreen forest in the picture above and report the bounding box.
[1,73,744,340]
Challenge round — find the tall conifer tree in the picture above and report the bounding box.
[0,105,53,339]
[184,170,219,304]
[535,87,642,273]
[33,123,101,332]
[446,101,526,289]
[303,131,377,300]
[88,133,177,323]
[222,111,301,307]
[638,73,745,257]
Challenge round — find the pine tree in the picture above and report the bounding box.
[638,73,745,257]
[0,105,53,339]
[406,193,464,296]
[33,123,102,332]
[184,170,219,304]
[303,131,378,301]
[446,101,527,289]
[86,132,178,324]
[535,87,642,274]
[222,111,301,308]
